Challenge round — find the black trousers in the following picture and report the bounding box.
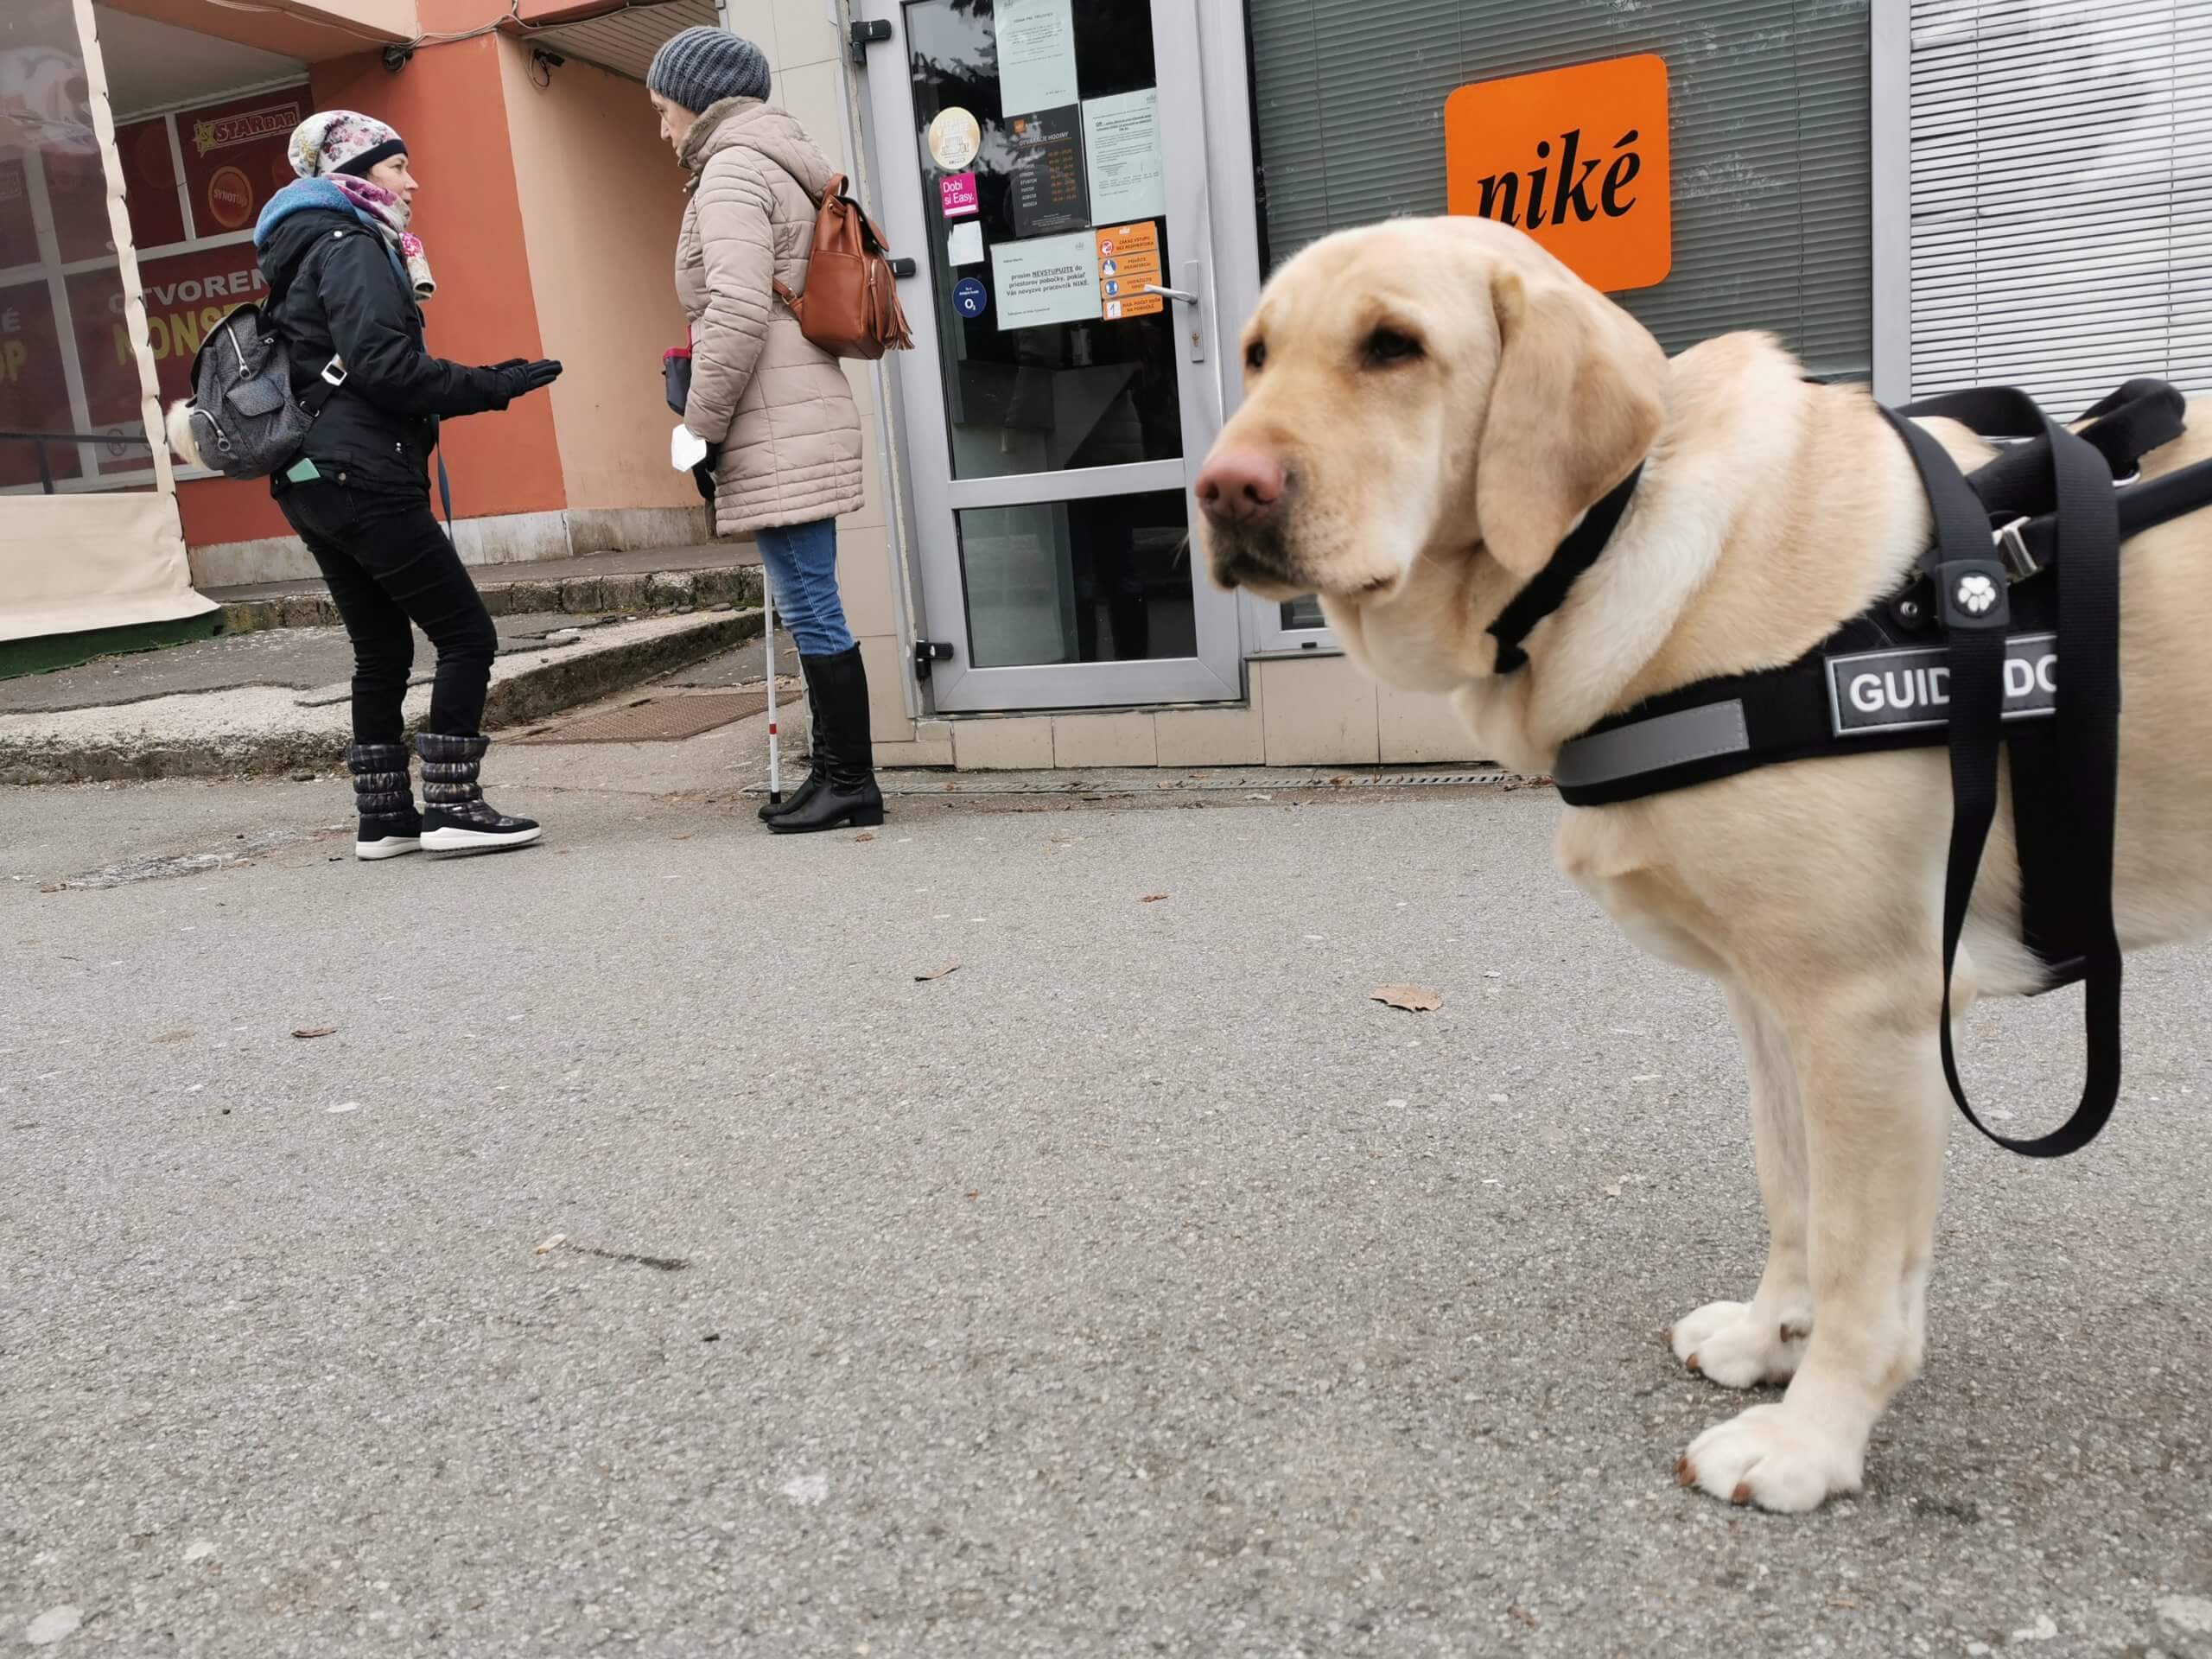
[276,474,497,744]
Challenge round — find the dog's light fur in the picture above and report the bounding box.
[1200,216,2212,1512]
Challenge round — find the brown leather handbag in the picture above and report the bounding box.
[773,175,914,360]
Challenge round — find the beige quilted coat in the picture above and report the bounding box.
[676,98,865,536]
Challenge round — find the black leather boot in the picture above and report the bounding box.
[767,645,884,835]
[416,733,543,853]
[348,741,421,861]
[759,670,826,823]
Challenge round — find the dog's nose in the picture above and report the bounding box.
[1196,448,1285,525]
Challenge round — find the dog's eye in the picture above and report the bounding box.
[1244,338,1268,373]
[1363,327,1423,368]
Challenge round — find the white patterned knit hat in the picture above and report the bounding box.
[288,110,407,180]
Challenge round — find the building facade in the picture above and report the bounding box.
[5,0,2208,764]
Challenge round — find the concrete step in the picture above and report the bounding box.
[207,544,766,632]
[0,608,765,786]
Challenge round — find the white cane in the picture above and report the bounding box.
[762,568,783,807]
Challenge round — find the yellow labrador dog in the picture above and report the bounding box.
[1196,215,2212,1513]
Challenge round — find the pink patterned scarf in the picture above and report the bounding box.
[328,173,435,302]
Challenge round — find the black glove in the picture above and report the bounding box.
[690,442,721,502]
[498,359,563,399]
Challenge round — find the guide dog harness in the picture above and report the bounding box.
[1491,378,2212,1158]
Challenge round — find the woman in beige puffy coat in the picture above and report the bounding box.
[650,26,878,835]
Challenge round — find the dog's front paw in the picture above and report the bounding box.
[1676,1402,1864,1513]
[1669,1300,1809,1389]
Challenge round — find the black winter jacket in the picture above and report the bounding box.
[257,207,515,495]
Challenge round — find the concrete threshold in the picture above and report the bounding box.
[0,608,763,786]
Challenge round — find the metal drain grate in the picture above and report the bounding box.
[514,691,774,744]
[746,767,1549,798]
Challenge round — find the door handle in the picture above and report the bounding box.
[1153,261,1206,364]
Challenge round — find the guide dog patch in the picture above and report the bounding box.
[1827,633,2059,736]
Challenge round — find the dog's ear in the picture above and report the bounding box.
[1475,263,1667,580]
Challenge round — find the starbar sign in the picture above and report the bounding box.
[1444,55,1671,294]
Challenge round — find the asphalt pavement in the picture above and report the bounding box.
[3,766,2209,1657]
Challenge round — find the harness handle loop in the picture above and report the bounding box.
[1878,398,2125,1158]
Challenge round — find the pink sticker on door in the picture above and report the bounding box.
[939,172,979,219]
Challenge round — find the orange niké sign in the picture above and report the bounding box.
[1444,54,1671,294]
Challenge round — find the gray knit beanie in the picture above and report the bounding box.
[648,27,771,113]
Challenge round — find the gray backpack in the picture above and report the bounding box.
[176,302,344,480]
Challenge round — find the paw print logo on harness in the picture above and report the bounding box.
[1955,573,1999,615]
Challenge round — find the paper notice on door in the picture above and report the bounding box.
[992,230,1100,330]
[1082,90,1165,225]
[1007,104,1089,238]
[995,0,1079,117]
[947,219,985,266]
[1095,220,1162,320]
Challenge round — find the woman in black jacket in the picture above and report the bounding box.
[252,111,561,858]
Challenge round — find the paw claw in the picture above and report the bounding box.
[1669,1299,1807,1389]
[1682,1402,1865,1514]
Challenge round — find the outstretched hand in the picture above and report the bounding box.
[499,359,563,397]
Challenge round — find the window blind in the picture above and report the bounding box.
[1245,0,1873,380]
[1909,0,2212,411]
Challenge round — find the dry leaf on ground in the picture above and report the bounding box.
[855,832,875,842]
[1371,985,1443,1013]
[291,1027,337,1039]
[534,1233,567,1255]
[915,962,962,982]
[1141,893,1168,903]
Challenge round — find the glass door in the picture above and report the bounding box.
[859,0,1240,712]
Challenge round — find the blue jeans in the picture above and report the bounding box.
[753,518,854,657]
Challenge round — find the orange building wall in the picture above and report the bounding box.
[498,39,698,515]
[178,30,567,550]
[315,37,566,520]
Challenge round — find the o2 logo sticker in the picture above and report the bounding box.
[953,277,988,320]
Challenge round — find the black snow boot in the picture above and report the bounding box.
[348,741,422,861]
[766,645,884,835]
[416,733,543,854]
[759,671,826,823]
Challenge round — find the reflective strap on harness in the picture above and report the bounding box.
[1553,700,1749,793]
[1885,398,2123,1158]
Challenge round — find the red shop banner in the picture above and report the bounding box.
[0,278,79,487]
[41,133,111,265]
[0,157,39,271]
[179,86,306,239]
[45,116,185,264]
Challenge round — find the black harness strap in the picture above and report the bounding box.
[1487,466,1643,674]
[1901,378,2185,524]
[1879,398,2124,1157]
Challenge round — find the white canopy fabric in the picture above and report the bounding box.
[0,0,213,645]
[2,492,213,643]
